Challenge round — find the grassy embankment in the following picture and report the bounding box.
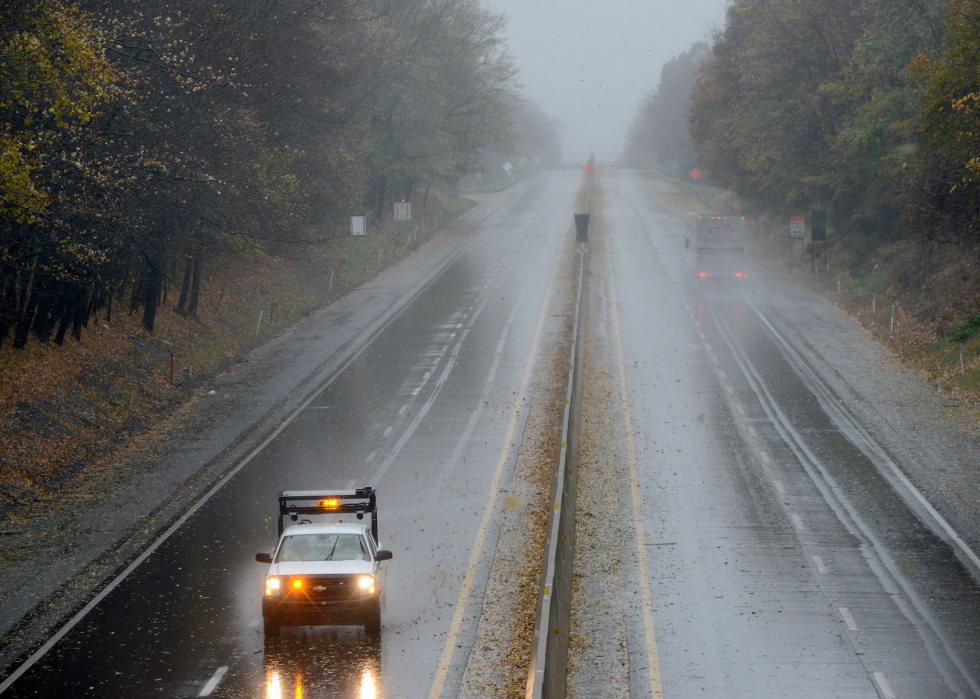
[657,176,980,413]
[0,191,476,523]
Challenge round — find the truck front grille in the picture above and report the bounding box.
[288,576,358,601]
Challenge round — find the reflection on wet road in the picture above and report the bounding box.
[259,630,381,699]
[602,171,980,697]
[6,169,980,698]
[1,171,582,698]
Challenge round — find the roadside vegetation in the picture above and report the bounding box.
[0,0,561,515]
[624,0,980,408]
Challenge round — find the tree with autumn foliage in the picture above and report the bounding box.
[682,0,945,239]
[362,0,518,216]
[910,0,980,244]
[0,0,524,349]
[623,42,708,174]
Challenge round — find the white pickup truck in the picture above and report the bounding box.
[255,488,393,636]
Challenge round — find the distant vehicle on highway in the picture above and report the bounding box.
[255,488,393,636]
[690,213,746,281]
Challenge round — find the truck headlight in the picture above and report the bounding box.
[265,577,281,597]
[358,575,376,594]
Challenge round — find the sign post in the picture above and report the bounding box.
[790,215,804,263]
[690,168,702,204]
[810,210,826,275]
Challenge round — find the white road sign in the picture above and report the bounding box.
[790,216,805,239]
[351,215,366,236]
[394,202,411,220]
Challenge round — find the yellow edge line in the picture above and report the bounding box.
[607,248,663,698]
[426,227,566,699]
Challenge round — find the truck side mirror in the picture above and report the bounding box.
[375,550,393,561]
[255,552,273,564]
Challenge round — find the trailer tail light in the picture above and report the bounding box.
[735,272,744,277]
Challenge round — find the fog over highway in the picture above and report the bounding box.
[4,170,980,698]
[487,0,727,156]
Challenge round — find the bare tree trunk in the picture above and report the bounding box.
[374,174,388,218]
[13,289,39,349]
[71,287,88,342]
[176,254,192,313]
[422,182,431,207]
[188,252,203,316]
[142,264,161,332]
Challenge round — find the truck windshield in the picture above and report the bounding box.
[276,533,367,562]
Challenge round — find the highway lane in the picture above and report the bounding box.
[597,170,980,698]
[1,170,581,698]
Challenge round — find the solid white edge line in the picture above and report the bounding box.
[198,666,228,696]
[745,298,980,576]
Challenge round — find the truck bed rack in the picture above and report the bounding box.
[278,487,378,542]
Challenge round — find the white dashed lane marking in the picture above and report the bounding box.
[366,450,377,463]
[198,667,228,696]
[813,556,829,575]
[383,426,393,437]
[873,672,897,699]
[839,607,858,631]
[792,514,804,530]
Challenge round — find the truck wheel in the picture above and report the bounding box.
[364,600,382,636]
[264,617,281,638]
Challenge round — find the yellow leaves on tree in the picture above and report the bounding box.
[0,0,122,220]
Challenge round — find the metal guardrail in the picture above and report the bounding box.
[525,174,590,698]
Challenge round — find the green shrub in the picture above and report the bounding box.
[947,315,980,343]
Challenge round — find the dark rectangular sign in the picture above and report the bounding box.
[574,214,590,243]
[811,210,826,241]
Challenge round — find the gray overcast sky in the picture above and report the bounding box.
[488,0,729,162]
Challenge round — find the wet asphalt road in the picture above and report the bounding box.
[600,171,980,698]
[6,168,980,699]
[2,170,581,698]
